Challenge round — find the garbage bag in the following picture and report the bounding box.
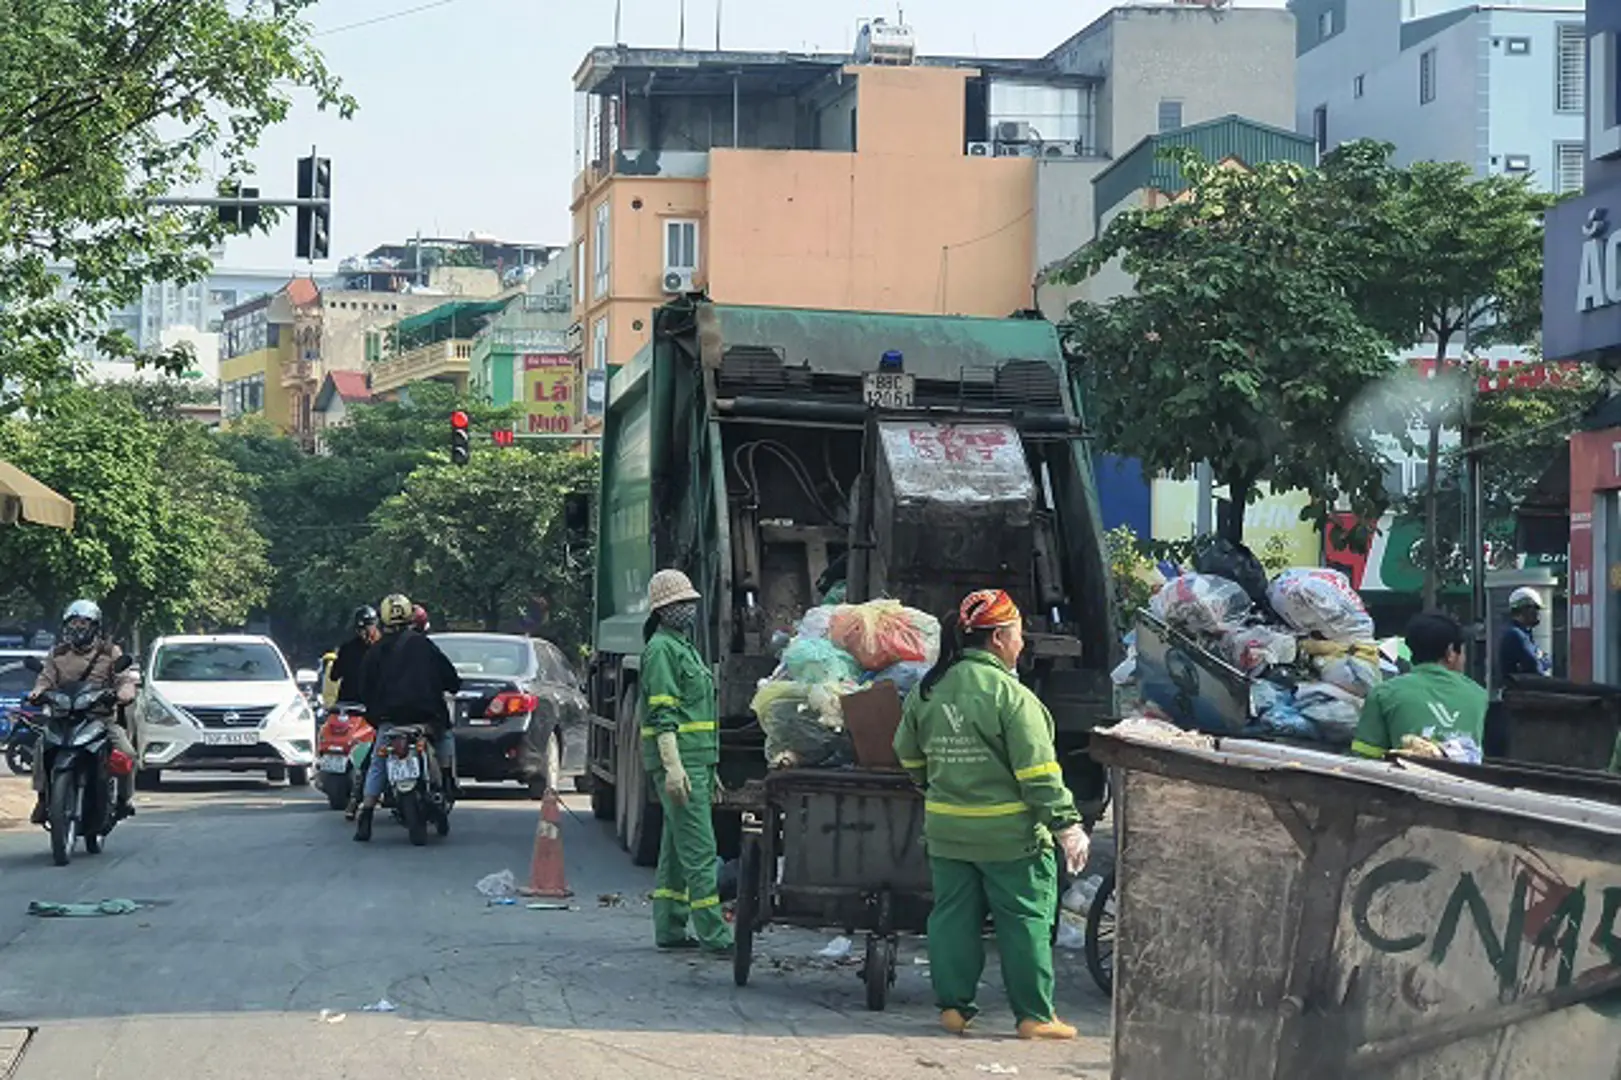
[1295,681,1363,745]
[782,636,862,684]
[1258,699,1315,740]
[1267,568,1375,643]
[751,680,855,767]
[1194,537,1272,611]
[1318,655,1382,699]
[1222,625,1297,674]
[795,606,835,642]
[829,600,937,671]
[1149,573,1252,636]
[868,659,931,697]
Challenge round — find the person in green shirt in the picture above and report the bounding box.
[893,589,1091,1041]
[640,568,732,955]
[1352,611,1488,761]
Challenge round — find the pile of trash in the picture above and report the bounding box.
[1118,539,1459,754]
[752,598,941,768]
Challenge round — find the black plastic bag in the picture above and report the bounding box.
[1194,537,1272,612]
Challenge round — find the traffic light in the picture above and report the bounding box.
[216,181,261,231]
[296,154,331,260]
[450,410,471,465]
[491,428,515,448]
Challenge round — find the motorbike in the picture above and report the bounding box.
[23,655,136,866]
[3,708,39,775]
[375,722,452,846]
[314,702,374,811]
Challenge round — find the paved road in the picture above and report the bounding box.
[0,773,1110,1080]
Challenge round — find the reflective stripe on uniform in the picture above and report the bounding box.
[925,800,1029,818]
[1014,761,1062,781]
[899,758,926,769]
[690,895,721,910]
[640,721,718,737]
[1350,739,1386,759]
[648,694,680,708]
[652,888,689,902]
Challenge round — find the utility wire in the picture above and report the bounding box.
[315,0,461,36]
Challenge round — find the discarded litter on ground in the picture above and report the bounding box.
[816,935,853,960]
[362,999,397,1013]
[475,869,517,898]
[317,1009,347,1024]
[27,899,142,917]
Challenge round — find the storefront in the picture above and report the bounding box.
[1545,10,1621,681]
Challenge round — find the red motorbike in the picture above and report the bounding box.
[315,703,374,812]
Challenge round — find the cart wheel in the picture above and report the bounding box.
[733,834,761,988]
[864,934,889,1011]
[1085,870,1116,996]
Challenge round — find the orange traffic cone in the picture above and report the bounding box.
[519,789,573,899]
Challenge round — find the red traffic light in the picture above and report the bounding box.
[450,410,470,430]
[492,429,515,447]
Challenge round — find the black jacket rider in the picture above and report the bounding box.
[358,629,461,734]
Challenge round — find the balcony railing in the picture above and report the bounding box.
[370,339,473,395]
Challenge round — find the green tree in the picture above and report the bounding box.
[157,420,272,629]
[1057,149,1399,543]
[1319,142,1555,604]
[356,449,599,653]
[0,0,353,402]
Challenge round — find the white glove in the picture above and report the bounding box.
[1053,825,1091,876]
[655,732,691,806]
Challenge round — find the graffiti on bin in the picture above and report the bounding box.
[1351,846,1621,1000]
[904,425,1009,465]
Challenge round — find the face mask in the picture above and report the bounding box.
[65,619,96,649]
[659,601,698,632]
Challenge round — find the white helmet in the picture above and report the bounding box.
[1508,587,1544,612]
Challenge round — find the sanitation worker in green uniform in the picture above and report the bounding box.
[640,569,733,954]
[894,589,1091,1040]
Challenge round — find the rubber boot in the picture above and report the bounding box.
[353,806,374,842]
[30,793,47,826]
[1016,1018,1077,1041]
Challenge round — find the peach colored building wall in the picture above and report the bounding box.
[571,63,1038,367]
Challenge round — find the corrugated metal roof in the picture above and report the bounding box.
[1091,114,1318,227]
[694,304,1063,380]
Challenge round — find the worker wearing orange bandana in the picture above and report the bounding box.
[893,589,1090,1040]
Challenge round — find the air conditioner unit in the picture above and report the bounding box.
[966,141,994,157]
[995,143,1038,158]
[1040,142,1086,159]
[995,120,1033,144]
[663,268,696,293]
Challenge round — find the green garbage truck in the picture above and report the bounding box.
[583,298,1120,865]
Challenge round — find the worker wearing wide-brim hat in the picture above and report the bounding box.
[640,569,732,954]
[894,588,1091,1040]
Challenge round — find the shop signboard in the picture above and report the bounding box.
[522,353,576,434]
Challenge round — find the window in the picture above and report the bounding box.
[574,240,585,306]
[1420,49,1437,104]
[1556,24,1586,114]
[1556,140,1586,194]
[1504,154,1531,172]
[364,330,381,364]
[664,219,699,272]
[592,201,610,299]
[1354,74,1365,99]
[1505,37,1531,56]
[1318,10,1333,41]
[1313,105,1329,155]
[1157,99,1183,133]
[208,288,237,308]
[591,318,609,371]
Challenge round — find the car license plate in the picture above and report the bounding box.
[319,753,350,773]
[202,730,258,747]
[386,756,420,784]
[863,372,914,410]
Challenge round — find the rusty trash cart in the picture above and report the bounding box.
[731,767,932,1010]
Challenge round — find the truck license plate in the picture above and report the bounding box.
[202,730,258,747]
[863,372,915,410]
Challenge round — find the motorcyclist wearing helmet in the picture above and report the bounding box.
[352,594,461,842]
[28,600,140,824]
[325,606,380,708]
[1486,587,1553,757]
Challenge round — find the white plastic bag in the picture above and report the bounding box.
[1295,681,1363,744]
[1267,568,1374,643]
[1221,625,1298,674]
[1149,573,1252,636]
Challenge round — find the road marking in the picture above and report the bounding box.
[0,1026,34,1079]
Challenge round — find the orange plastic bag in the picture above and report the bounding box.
[829,600,930,671]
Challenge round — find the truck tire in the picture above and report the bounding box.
[613,689,662,866]
[590,777,615,820]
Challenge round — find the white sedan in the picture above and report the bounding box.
[134,634,317,787]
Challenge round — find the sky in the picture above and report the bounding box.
[222,0,1286,273]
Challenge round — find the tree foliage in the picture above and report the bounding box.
[1058,149,1400,542]
[0,0,353,403]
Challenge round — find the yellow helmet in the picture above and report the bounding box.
[379,593,413,630]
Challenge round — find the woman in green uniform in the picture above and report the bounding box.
[640,569,733,954]
[894,589,1090,1040]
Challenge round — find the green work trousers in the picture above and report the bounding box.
[927,850,1058,1024]
[651,765,733,951]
